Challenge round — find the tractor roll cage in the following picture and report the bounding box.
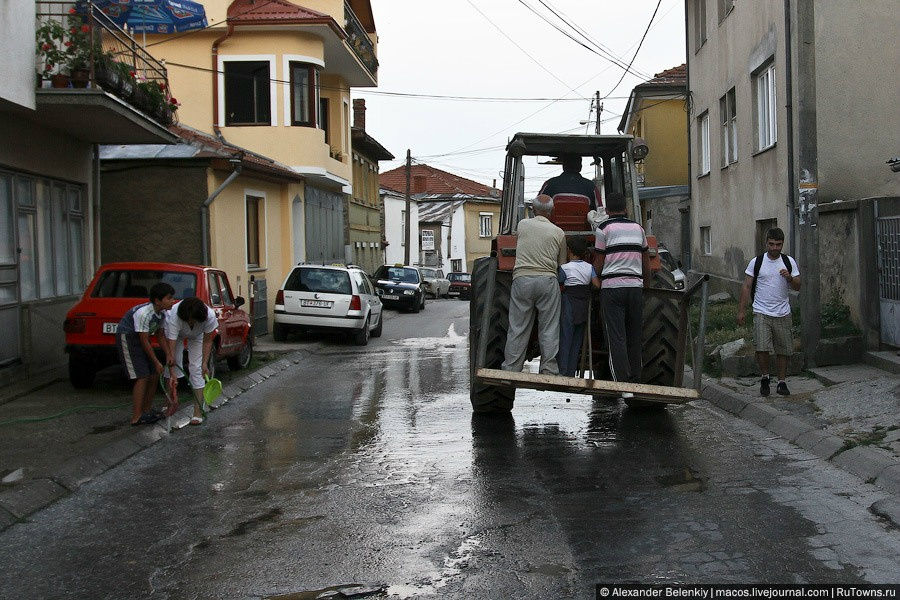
[499,132,640,236]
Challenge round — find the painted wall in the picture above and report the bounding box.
[463,201,500,272]
[1,0,35,110]
[631,98,688,187]
[687,0,790,283]
[383,193,418,265]
[813,1,900,202]
[349,151,382,274]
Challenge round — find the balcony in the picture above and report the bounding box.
[33,1,178,144]
[344,1,378,78]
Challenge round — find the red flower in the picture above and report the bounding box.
[64,41,73,47]
[157,82,166,91]
[70,26,77,34]
[129,71,136,79]
[81,24,90,33]
[44,63,53,72]
[68,7,76,14]
[169,97,179,105]
[42,43,52,51]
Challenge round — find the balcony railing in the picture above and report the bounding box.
[35,1,175,125]
[344,1,378,77]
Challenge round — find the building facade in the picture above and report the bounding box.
[381,187,418,267]
[686,0,900,349]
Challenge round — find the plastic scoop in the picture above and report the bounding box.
[203,374,222,406]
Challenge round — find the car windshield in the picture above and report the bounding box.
[91,270,197,299]
[448,273,471,282]
[377,267,420,284]
[285,268,352,295]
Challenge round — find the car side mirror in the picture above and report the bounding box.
[234,296,245,308]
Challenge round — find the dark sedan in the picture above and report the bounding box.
[373,265,427,313]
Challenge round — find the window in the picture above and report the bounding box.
[290,62,321,127]
[91,270,197,299]
[701,226,711,255]
[246,195,264,268]
[217,273,234,305]
[207,273,222,306]
[224,61,271,125]
[718,0,734,22]
[320,97,330,144]
[421,230,435,251]
[720,88,737,166]
[755,62,777,151]
[697,111,710,175]
[694,0,707,50]
[4,171,85,300]
[479,213,492,238]
[451,259,462,273]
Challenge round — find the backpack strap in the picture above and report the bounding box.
[750,254,764,302]
[781,253,792,273]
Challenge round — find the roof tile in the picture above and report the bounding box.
[379,163,500,197]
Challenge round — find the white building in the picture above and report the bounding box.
[381,187,419,266]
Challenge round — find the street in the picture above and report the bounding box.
[1,300,898,599]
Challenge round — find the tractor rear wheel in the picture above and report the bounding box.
[627,267,680,409]
[469,256,515,413]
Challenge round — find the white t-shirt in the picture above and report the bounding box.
[561,260,597,286]
[165,301,218,340]
[745,254,800,317]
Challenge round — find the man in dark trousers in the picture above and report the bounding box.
[539,154,602,212]
[594,192,650,398]
[737,227,801,396]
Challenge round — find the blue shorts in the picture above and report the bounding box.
[116,332,152,380]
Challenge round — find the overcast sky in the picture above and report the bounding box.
[356,0,686,195]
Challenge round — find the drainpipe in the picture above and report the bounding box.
[212,23,234,139]
[683,1,692,271]
[784,0,796,256]
[202,159,242,265]
[92,144,101,270]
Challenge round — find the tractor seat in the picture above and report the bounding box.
[550,194,591,231]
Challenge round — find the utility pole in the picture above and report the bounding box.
[595,91,602,135]
[796,0,820,366]
[404,149,411,265]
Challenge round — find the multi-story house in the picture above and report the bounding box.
[0,1,176,383]
[100,0,380,331]
[686,0,899,351]
[349,99,393,274]
[380,164,501,273]
[618,64,689,264]
[380,187,418,267]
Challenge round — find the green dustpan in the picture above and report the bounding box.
[203,374,222,406]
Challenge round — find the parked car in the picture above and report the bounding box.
[658,246,686,290]
[419,267,450,298]
[273,264,383,346]
[373,265,427,312]
[447,272,472,299]
[64,262,253,388]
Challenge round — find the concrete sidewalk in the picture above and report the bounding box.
[699,351,900,526]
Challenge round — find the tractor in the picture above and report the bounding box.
[469,133,706,412]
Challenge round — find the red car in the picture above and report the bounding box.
[447,272,472,299]
[64,262,253,388]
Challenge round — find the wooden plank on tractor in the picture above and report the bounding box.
[475,368,698,404]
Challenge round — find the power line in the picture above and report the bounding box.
[601,0,663,99]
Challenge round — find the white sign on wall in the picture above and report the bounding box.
[421,230,435,251]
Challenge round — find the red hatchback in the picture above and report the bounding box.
[64,262,253,388]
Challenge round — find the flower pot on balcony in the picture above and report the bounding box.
[71,68,90,88]
[50,73,71,88]
[95,64,120,93]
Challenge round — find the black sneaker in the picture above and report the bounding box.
[776,381,790,396]
[760,376,770,397]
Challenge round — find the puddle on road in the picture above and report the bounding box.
[384,534,482,598]
[656,467,704,492]
[226,507,283,537]
[266,583,387,599]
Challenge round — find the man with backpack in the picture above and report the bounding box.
[737,227,801,396]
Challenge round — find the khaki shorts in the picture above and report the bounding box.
[753,313,793,355]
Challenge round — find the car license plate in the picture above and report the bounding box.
[301,300,332,308]
[102,322,118,334]
[448,290,459,296]
[383,294,399,301]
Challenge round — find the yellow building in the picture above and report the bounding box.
[463,199,501,272]
[104,0,380,331]
[618,64,689,264]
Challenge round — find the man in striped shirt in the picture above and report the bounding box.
[594,192,650,392]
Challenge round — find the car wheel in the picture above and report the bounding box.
[412,294,421,313]
[353,316,370,346]
[371,312,383,337]
[227,334,253,370]
[421,293,426,310]
[273,322,288,342]
[68,355,96,389]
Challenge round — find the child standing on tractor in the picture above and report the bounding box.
[558,236,600,377]
[116,282,177,426]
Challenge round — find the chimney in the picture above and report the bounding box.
[352,98,366,131]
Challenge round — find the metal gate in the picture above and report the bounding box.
[250,276,268,337]
[304,186,344,265]
[877,214,900,347]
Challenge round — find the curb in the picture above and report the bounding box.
[0,350,306,532]
[701,378,900,525]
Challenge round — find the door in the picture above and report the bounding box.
[877,213,900,347]
[304,186,344,265]
[0,174,19,366]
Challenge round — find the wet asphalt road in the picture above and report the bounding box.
[1,299,899,599]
